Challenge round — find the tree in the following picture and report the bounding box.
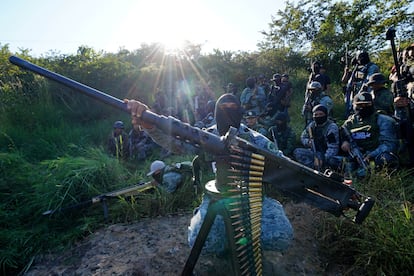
[261,0,414,79]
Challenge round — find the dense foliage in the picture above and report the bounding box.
[1,0,414,274]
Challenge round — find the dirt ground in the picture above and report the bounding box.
[25,202,346,276]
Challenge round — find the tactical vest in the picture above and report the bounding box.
[347,114,380,151]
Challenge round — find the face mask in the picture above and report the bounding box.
[215,94,243,135]
[313,115,327,125]
[355,105,375,118]
[276,123,287,131]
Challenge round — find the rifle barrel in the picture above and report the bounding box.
[9,56,226,155]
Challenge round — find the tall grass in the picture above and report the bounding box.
[316,170,414,274]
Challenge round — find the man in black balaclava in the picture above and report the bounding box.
[294,104,340,171]
[357,51,370,66]
[214,93,243,136]
[341,92,399,177]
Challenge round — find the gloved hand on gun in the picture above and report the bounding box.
[340,141,371,164]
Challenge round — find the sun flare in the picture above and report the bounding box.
[113,0,211,53]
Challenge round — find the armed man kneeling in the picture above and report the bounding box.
[340,92,399,178]
[294,104,341,172]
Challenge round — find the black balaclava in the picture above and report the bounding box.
[357,51,370,65]
[246,77,256,89]
[353,92,375,118]
[215,93,243,136]
[312,104,328,125]
[355,104,375,118]
[274,112,288,130]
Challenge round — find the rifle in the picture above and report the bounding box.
[344,63,359,118]
[386,27,411,123]
[9,56,374,225]
[341,127,369,172]
[308,126,321,172]
[269,126,279,151]
[42,181,155,218]
[302,90,313,126]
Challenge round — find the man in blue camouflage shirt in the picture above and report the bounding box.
[294,105,341,171]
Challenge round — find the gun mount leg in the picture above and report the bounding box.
[353,197,375,224]
[182,185,241,276]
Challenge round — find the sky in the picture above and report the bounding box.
[1,0,290,57]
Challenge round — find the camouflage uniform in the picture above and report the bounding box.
[268,125,296,157]
[243,110,269,137]
[366,73,394,116]
[341,112,399,174]
[248,122,268,137]
[107,121,129,160]
[128,127,156,161]
[293,120,340,170]
[240,78,266,115]
[154,162,193,193]
[352,62,380,93]
[392,44,414,167]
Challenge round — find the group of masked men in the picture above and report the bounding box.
[295,45,414,178]
[220,46,414,179]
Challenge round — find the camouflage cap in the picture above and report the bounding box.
[353,92,373,104]
[244,110,257,118]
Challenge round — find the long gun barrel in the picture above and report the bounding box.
[9,55,374,224]
[344,64,359,118]
[42,181,155,218]
[9,56,227,155]
[386,27,411,123]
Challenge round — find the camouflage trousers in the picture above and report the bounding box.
[187,192,293,255]
[293,148,343,171]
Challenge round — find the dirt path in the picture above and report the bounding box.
[25,202,341,276]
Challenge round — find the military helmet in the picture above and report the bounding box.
[113,121,124,129]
